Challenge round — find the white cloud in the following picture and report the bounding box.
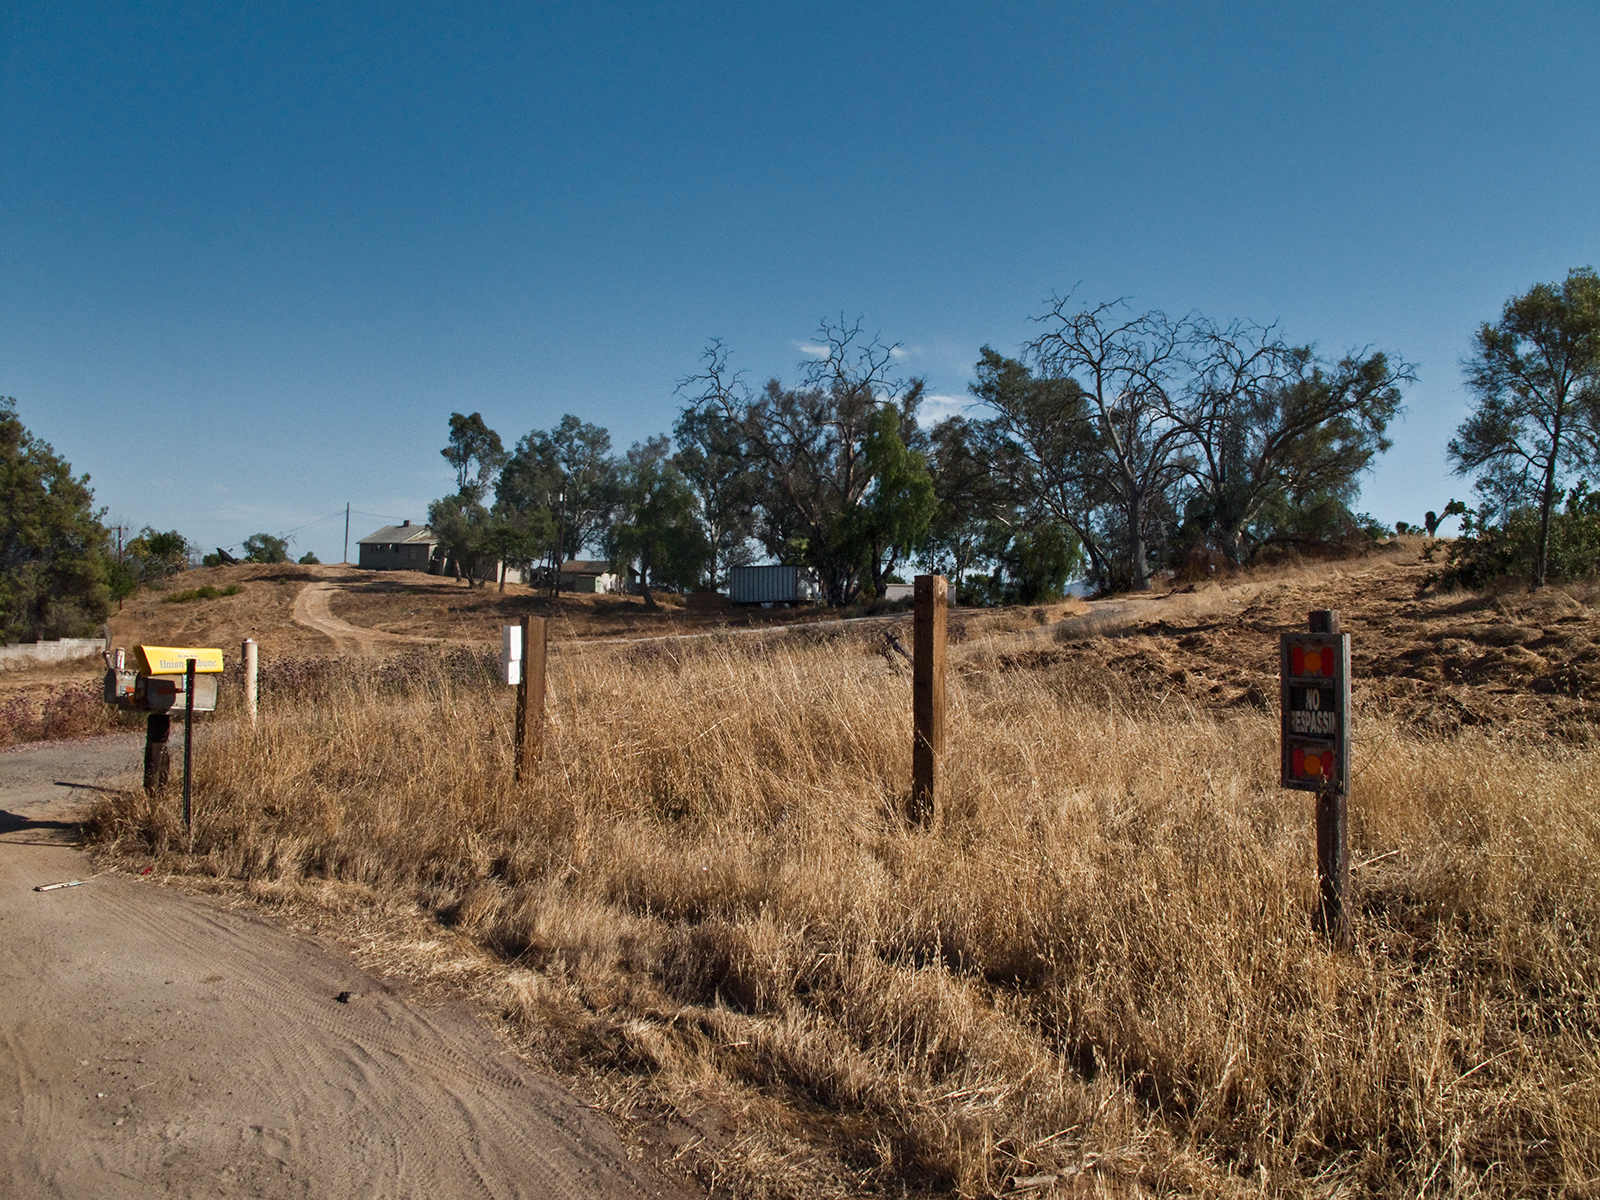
[792,341,830,357]
[916,393,971,427]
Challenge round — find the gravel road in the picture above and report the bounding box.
[0,735,658,1199]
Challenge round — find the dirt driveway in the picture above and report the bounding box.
[0,736,658,1199]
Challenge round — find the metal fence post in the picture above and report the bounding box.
[910,574,947,825]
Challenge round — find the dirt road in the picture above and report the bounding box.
[292,581,434,654]
[0,736,657,1199]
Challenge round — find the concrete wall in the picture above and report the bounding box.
[0,637,105,670]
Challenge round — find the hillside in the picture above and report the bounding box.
[7,541,1598,744]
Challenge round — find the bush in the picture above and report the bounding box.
[1431,484,1600,590]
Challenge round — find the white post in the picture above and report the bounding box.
[242,638,259,724]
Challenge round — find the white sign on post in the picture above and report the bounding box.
[500,624,522,686]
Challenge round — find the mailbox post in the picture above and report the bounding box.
[105,646,224,799]
[1280,610,1351,948]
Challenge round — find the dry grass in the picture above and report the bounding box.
[85,626,1600,1197]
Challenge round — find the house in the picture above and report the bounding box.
[357,521,438,571]
[558,560,623,594]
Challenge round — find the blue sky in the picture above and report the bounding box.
[4,2,1598,564]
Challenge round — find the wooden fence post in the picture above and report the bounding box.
[1309,608,1350,950]
[910,574,947,825]
[514,614,548,781]
[242,638,258,724]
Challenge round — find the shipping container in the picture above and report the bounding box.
[728,564,817,605]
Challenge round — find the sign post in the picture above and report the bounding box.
[910,574,947,826]
[1281,609,1351,948]
[182,657,196,835]
[507,615,548,781]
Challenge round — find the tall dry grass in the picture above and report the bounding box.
[87,630,1600,1197]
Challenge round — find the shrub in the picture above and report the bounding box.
[1431,484,1600,590]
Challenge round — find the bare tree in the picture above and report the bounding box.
[1179,321,1412,563]
[1025,298,1191,590]
[680,319,925,605]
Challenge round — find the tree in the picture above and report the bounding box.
[427,493,493,586]
[0,396,111,642]
[672,394,759,588]
[242,533,290,563]
[124,527,191,582]
[441,412,508,501]
[1025,299,1192,591]
[1178,323,1412,564]
[856,404,935,597]
[923,414,1013,591]
[681,320,926,606]
[1449,267,1600,588]
[969,348,1114,588]
[605,436,709,607]
[496,415,616,577]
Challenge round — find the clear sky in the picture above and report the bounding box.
[4,2,1598,564]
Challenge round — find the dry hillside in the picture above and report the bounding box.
[73,539,1600,1197]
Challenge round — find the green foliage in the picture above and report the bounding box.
[999,520,1081,604]
[442,412,508,501]
[853,404,935,596]
[1450,267,1600,587]
[298,551,320,564]
[495,414,615,570]
[1432,485,1600,591]
[679,322,928,606]
[242,532,290,563]
[606,436,709,603]
[672,397,759,588]
[125,527,191,581]
[0,397,111,642]
[105,558,140,602]
[427,493,493,585]
[162,584,242,603]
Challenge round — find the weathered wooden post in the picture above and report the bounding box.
[1281,609,1352,949]
[242,638,258,724]
[910,574,948,826]
[143,714,171,796]
[513,614,548,781]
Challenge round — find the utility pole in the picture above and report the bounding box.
[343,503,350,564]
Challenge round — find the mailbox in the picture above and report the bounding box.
[104,645,224,713]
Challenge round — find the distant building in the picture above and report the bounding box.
[558,560,623,594]
[357,521,438,571]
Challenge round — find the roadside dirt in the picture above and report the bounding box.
[974,546,1600,740]
[0,737,668,1199]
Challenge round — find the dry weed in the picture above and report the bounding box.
[86,630,1600,1197]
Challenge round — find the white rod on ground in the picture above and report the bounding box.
[242,638,258,723]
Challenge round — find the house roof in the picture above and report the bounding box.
[357,524,438,546]
[558,560,615,575]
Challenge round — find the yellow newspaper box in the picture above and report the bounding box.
[104,646,224,713]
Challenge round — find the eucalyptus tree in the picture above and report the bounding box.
[672,398,759,588]
[606,436,709,607]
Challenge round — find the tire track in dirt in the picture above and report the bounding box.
[0,738,660,1199]
[292,581,439,655]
